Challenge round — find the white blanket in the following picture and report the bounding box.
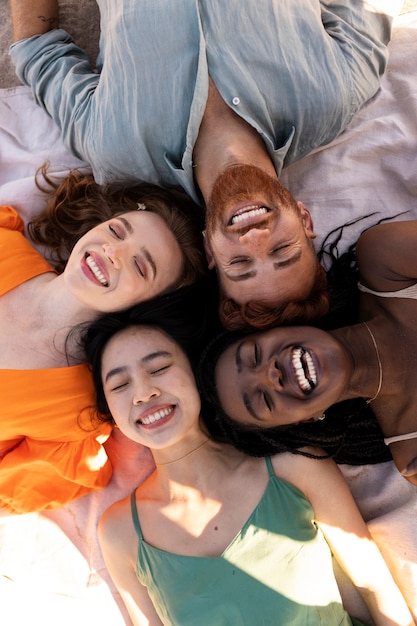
[0,9,416,626]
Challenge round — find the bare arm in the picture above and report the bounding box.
[99,499,164,626]
[273,451,415,625]
[10,0,59,41]
[356,220,417,292]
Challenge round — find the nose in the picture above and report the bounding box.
[133,384,160,405]
[238,227,271,254]
[255,358,283,390]
[103,242,123,268]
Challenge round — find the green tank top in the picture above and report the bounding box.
[130,457,365,625]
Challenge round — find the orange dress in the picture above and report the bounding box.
[0,206,112,514]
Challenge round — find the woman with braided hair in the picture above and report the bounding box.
[198,218,417,486]
[80,296,412,625]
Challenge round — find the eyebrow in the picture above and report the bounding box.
[243,392,263,422]
[235,341,263,422]
[142,248,157,279]
[104,350,171,382]
[118,216,134,234]
[225,249,303,282]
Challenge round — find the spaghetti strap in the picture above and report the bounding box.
[384,431,417,446]
[130,490,143,540]
[358,280,417,300]
[265,457,275,477]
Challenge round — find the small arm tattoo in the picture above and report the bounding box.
[38,15,58,26]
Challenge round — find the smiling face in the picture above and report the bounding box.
[214,326,352,427]
[204,165,317,305]
[101,326,201,449]
[64,211,184,312]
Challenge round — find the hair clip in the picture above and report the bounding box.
[137,202,147,211]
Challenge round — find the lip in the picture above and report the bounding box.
[283,345,320,397]
[81,252,110,287]
[227,201,271,229]
[136,404,176,429]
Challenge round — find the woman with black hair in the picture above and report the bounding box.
[0,171,206,514]
[81,294,412,626]
[198,219,417,486]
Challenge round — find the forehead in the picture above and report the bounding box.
[103,326,175,360]
[219,256,317,304]
[116,210,165,228]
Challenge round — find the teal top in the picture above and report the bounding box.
[130,457,365,625]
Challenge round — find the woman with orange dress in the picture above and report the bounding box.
[0,171,205,513]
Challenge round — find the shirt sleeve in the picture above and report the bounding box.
[9,30,99,163]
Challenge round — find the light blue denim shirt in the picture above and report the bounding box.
[10,0,391,203]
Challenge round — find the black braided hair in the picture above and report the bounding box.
[316,211,408,330]
[199,213,407,464]
[198,330,391,465]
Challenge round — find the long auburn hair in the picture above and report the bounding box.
[28,165,207,288]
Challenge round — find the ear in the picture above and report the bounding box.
[203,234,216,270]
[297,202,316,239]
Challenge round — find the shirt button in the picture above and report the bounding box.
[232,96,240,105]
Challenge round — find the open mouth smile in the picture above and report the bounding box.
[229,204,270,227]
[85,253,109,286]
[291,346,317,394]
[138,405,174,426]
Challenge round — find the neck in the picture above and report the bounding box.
[152,431,244,490]
[331,321,383,403]
[193,78,277,201]
[33,274,99,364]
[155,438,211,467]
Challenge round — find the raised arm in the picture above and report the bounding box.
[9,0,99,168]
[10,0,58,41]
[98,498,164,626]
[356,220,417,292]
[273,451,415,625]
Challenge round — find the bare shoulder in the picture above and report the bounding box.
[269,448,345,497]
[356,219,417,288]
[98,494,135,550]
[269,449,364,529]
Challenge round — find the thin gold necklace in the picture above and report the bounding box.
[155,439,210,466]
[362,321,383,404]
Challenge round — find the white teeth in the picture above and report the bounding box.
[86,255,108,286]
[291,347,317,393]
[140,406,173,425]
[231,206,268,224]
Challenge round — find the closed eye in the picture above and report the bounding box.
[108,223,125,239]
[134,258,145,277]
[110,381,129,392]
[271,244,290,254]
[230,257,250,266]
[253,343,260,367]
[262,390,272,412]
[151,365,170,375]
